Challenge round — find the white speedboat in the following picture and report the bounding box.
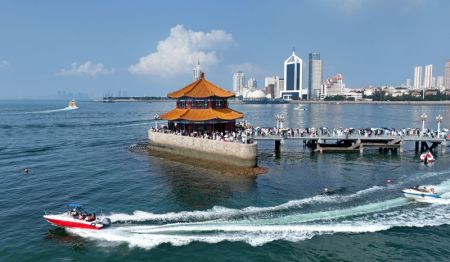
[67,100,78,110]
[402,186,440,202]
[294,107,306,111]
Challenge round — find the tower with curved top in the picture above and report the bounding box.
[281,49,303,100]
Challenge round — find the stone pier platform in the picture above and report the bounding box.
[148,130,257,168]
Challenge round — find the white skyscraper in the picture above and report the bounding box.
[281,49,303,100]
[192,60,202,81]
[414,66,422,90]
[445,60,450,89]
[423,64,433,89]
[232,71,246,96]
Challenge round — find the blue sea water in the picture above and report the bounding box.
[1,100,450,261]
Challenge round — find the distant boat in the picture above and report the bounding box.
[67,100,78,110]
[419,152,434,164]
[294,106,306,111]
[102,98,115,103]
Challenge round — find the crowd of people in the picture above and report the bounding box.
[151,125,449,144]
[247,126,448,139]
[151,127,251,144]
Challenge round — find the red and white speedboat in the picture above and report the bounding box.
[420,152,434,163]
[44,204,111,230]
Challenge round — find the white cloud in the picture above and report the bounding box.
[58,61,114,77]
[0,60,10,70]
[129,24,233,77]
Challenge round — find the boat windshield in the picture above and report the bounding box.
[67,205,89,215]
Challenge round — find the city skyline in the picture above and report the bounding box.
[0,0,450,99]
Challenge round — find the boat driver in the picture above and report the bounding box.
[70,208,78,217]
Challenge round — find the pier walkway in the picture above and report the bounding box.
[251,134,448,154]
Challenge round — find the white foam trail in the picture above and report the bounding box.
[26,107,77,114]
[115,197,408,234]
[68,224,388,249]
[69,203,450,249]
[268,197,408,224]
[109,186,384,223]
[0,107,77,115]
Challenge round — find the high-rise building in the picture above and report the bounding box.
[321,74,344,98]
[264,85,274,99]
[247,77,257,89]
[277,78,284,98]
[308,53,323,100]
[423,64,433,89]
[265,76,281,99]
[445,60,450,89]
[192,60,202,81]
[281,50,303,100]
[264,76,276,88]
[232,71,246,96]
[414,66,422,90]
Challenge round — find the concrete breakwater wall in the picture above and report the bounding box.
[148,131,257,168]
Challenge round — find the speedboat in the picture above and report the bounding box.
[402,186,441,201]
[419,152,434,163]
[294,106,306,111]
[67,100,78,109]
[43,204,111,230]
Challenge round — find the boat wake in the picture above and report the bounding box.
[31,107,78,114]
[1,107,78,115]
[69,202,450,249]
[68,178,450,249]
[109,186,384,223]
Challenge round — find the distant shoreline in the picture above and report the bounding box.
[293,100,450,105]
[93,98,450,105]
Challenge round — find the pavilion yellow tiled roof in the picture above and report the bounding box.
[167,77,235,99]
[160,108,243,121]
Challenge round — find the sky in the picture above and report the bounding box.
[0,0,449,99]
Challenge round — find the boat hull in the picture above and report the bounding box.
[44,214,104,230]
